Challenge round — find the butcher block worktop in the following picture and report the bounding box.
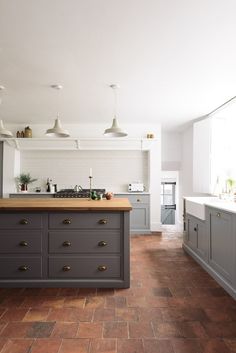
[0,198,132,211]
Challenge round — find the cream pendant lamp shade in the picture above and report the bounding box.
[45,84,70,137]
[104,84,127,137]
[104,117,127,137]
[0,119,13,138]
[45,117,70,137]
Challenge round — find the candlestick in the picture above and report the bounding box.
[89,168,92,177]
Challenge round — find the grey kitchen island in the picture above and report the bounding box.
[0,198,132,288]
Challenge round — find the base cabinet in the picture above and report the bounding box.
[185,214,207,261]
[115,194,150,234]
[183,207,236,299]
[208,208,235,284]
[0,210,130,288]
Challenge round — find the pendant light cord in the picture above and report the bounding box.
[207,95,236,117]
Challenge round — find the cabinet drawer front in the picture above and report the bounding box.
[0,213,42,229]
[116,194,149,204]
[0,257,42,278]
[0,231,42,253]
[49,231,121,254]
[49,212,121,229]
[49,256,121,278]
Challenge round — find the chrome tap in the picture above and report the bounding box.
[74,185,83,192]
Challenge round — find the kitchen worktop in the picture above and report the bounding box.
[185,196,236,220]
[0,198,132,211]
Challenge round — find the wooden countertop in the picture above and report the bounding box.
[0,198,132,211]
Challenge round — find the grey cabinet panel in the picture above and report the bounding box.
[208,208,234,283]
[115,194,150,233]
[49,230,121,254]
[49,256,121,278]
[0,257,42,278]
[0,213,42,229]
[185,214,207,261]
[49,212,121,230]
[0,231,42,253]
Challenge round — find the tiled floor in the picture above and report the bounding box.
[0,231,235,352]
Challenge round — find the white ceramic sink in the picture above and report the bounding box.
[185,197,218,220]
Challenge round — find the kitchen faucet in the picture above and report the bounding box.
[74,185,83,192]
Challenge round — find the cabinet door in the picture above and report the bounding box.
[186,215,197,250]
[130,204,149,230]
[196,219,207,261]
[209,209,234,283]
[0,142,3,198]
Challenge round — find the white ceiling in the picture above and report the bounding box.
[0,0,236,131]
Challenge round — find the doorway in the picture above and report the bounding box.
[161,182,176,225]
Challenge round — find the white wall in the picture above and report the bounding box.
[21,150,148,192]
[2,144,20,197]
[161,132,182,171]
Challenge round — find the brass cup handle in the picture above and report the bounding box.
[63,219,72,225]
[137,199,141,202]
[98,219,108,225]
[19,241,28,247]
[63,265,71,271]
[18,265,29,271]
[63,241,71,247]
[19,219,28,225]
[98,241,107,247]
[217,212,221,217]
[194,227,197,232]
[98,265,107,271]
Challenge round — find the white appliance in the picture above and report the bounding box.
[128,183,144,192]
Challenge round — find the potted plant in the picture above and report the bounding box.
[16,173,37,192]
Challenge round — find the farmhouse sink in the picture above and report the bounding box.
[185,197,218,220]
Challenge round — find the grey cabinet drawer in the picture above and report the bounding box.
[49,231,121,254]
[49,256,121,278]
[0,231,42,254]
[116,194,149,204]
[49,212,121,229]
[0,257,42,278]
[0,213,42,229]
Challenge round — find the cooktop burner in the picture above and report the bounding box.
[54,189,106,198]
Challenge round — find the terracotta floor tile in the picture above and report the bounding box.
[23,308,49,322]
[39,288,60,296]
[129,321,154,338]
[59,338,90,353]
[138,308,162,323]
[127,296,147,308]
[0,338,7,351]
[77,322,103,338]
[0,309,28,322]
[0,322,32,338]
[26,322,55,338]
[1,338,34,353]
[143,339,174,353]
[117,339,144,353]
[171,338,204,353]
[85,297,105,309]
[41,296,65,309]
[116,308,139,322]
[51,322,79,338]
[104,322,128,338]
[30,338,62,353]
[204,308,232,322]
[224,339,236,352]
[152,322,183,338]
[203,322,236,338]
[93,308,116,321]
[105,296,127,309]
[152,288,173,297]
[202,339,232,353]
[179,321,208,339]
[90,338,117,353]
[146,297,169,308]
[58,288,79,296]
[20,296,45,308]
[78,288,97,297]
[47,308,93,322]
[0,296,25,308]
[64,297,86,308]
[97,289,115,297]
[161,308,208,322]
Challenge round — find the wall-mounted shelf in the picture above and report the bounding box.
[0,137,158,151]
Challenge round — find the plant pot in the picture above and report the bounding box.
[21,184,28,192]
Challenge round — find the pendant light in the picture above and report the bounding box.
[45,85,70,137]
[104,84,127,137]
[0,86,13,138]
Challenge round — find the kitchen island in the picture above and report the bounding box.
[0,198,132,288]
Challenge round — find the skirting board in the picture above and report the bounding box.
[183,243,236,300]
